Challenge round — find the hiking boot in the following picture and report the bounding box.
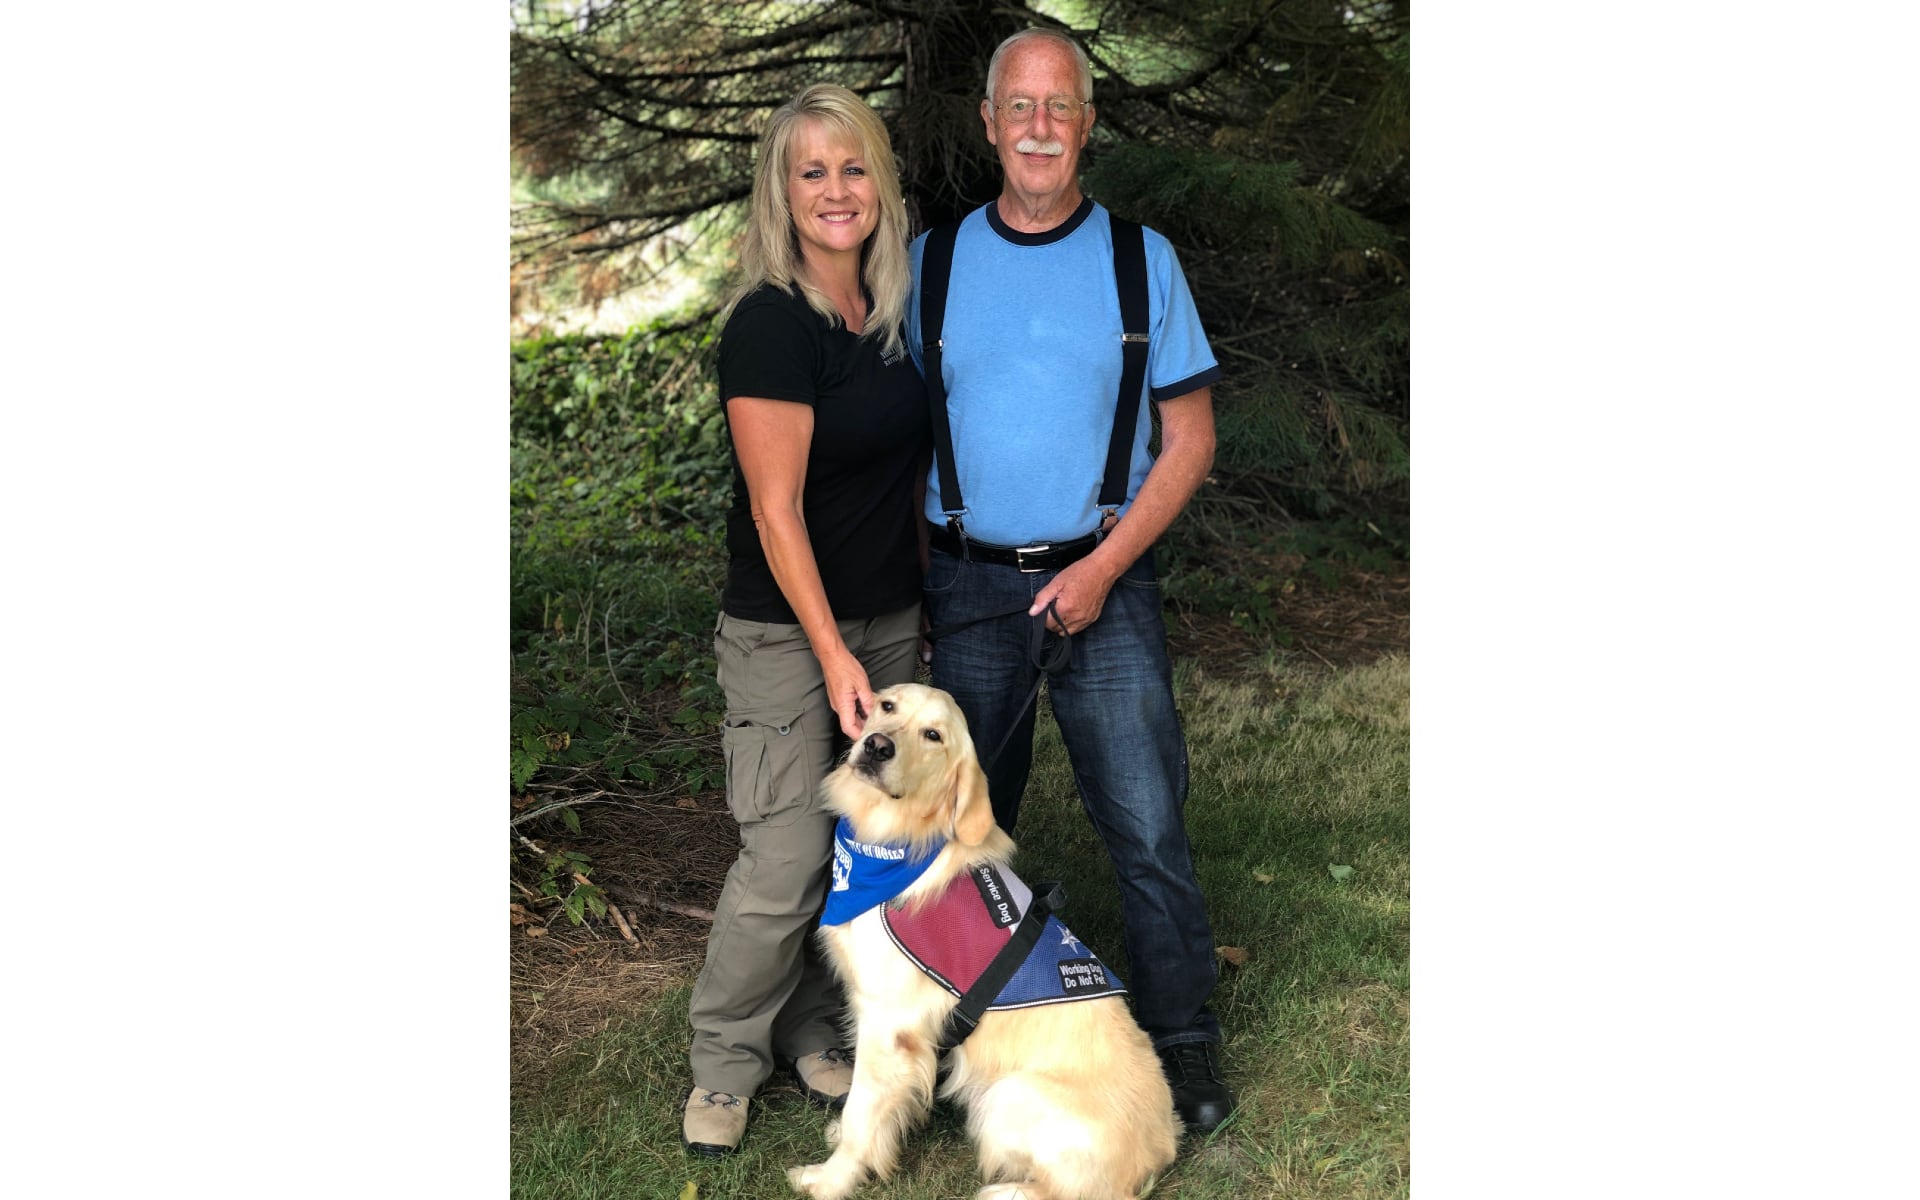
[1157,1042,1235,1135]
[785,1047,856,1107]
[681,1087,749,1157]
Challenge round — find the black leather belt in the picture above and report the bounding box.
[927,521,1103,573]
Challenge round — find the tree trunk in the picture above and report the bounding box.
[896,1,1025,232]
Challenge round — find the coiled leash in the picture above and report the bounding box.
[919,598,1075,1053]
[911,212,1150,1054]
[922,597,1072,773]
[917,599,1090,1044]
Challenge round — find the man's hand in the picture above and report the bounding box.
[1027,387,1215,638]
[1029,555,1121,636]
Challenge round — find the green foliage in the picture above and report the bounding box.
[1283,515,1406,587]
[1087,145,1392,270]
[1197,380,1408,523]
[532,844,609,926]
[1161,533,1299,641]
[510,695,609,792]
[511,323,730,551]
[1161,501,1405,633]
[1090,138,1409,528]
[511,322,734,876]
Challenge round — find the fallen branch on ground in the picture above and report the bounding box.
[573,871,640,945]
[610,887,716,923]
[604,901,640,944]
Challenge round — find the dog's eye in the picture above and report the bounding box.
[880,699,896,713]
[922,729,942,743]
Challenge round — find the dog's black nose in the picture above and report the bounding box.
[863,732,894,764]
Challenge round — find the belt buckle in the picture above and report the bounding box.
[1013,543,1052,572]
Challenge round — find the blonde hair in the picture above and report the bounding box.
[728,84,909,358]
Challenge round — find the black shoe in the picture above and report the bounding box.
[1158,1042,1235,1134]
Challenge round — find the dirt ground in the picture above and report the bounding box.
[510,560,1408,1098]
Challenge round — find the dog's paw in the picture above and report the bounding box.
[824,1116,842,1147]
[786,1163,855,1200]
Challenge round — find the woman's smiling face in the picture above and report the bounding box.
[787,117,877,267]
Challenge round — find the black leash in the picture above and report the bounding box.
[922,598,1071,772]
[919,598,1078,1054]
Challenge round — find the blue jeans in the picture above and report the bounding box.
[924,546,1221,1048]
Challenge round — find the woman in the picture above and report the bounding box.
[682,84,929,1158]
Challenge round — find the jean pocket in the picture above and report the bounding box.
[923,549,965,597]
[720,706,811,827]
[1116,558,1162,593]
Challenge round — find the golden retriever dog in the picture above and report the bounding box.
[786,683,1179,1200]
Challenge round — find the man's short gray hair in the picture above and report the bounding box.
[984,28,1094,103]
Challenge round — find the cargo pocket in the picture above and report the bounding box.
[720,706,812,828]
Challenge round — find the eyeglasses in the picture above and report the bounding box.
[992,96,1087,124]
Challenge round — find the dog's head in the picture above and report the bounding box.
[826,683,998,850]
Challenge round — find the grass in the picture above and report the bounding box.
[510,653,1409,1200]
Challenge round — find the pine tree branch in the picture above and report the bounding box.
[588,104,761,144]
[716,6,888,55]
[547,51,902,89]
[510,180,752,258]
[1090,0,1279,103]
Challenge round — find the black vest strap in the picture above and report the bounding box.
[937,879,1068,1054]
[918,210,1151,532]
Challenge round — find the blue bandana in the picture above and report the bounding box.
[819,816,943,926]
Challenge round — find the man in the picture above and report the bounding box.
[907,27,1235,1134]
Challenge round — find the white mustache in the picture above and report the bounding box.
[1013,137,1065,156]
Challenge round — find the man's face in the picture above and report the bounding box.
[981,40,1095,207]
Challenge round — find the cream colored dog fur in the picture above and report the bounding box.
[785,683,1179,1200]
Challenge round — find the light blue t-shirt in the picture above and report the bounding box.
[907,199,1221,546]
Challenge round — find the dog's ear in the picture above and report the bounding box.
[949,753,995,846]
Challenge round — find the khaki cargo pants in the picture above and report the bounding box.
[686,604,920,1097]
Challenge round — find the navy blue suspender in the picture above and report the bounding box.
[919,213,1151,537]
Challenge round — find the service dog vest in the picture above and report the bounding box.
[819,818,1124,1011]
